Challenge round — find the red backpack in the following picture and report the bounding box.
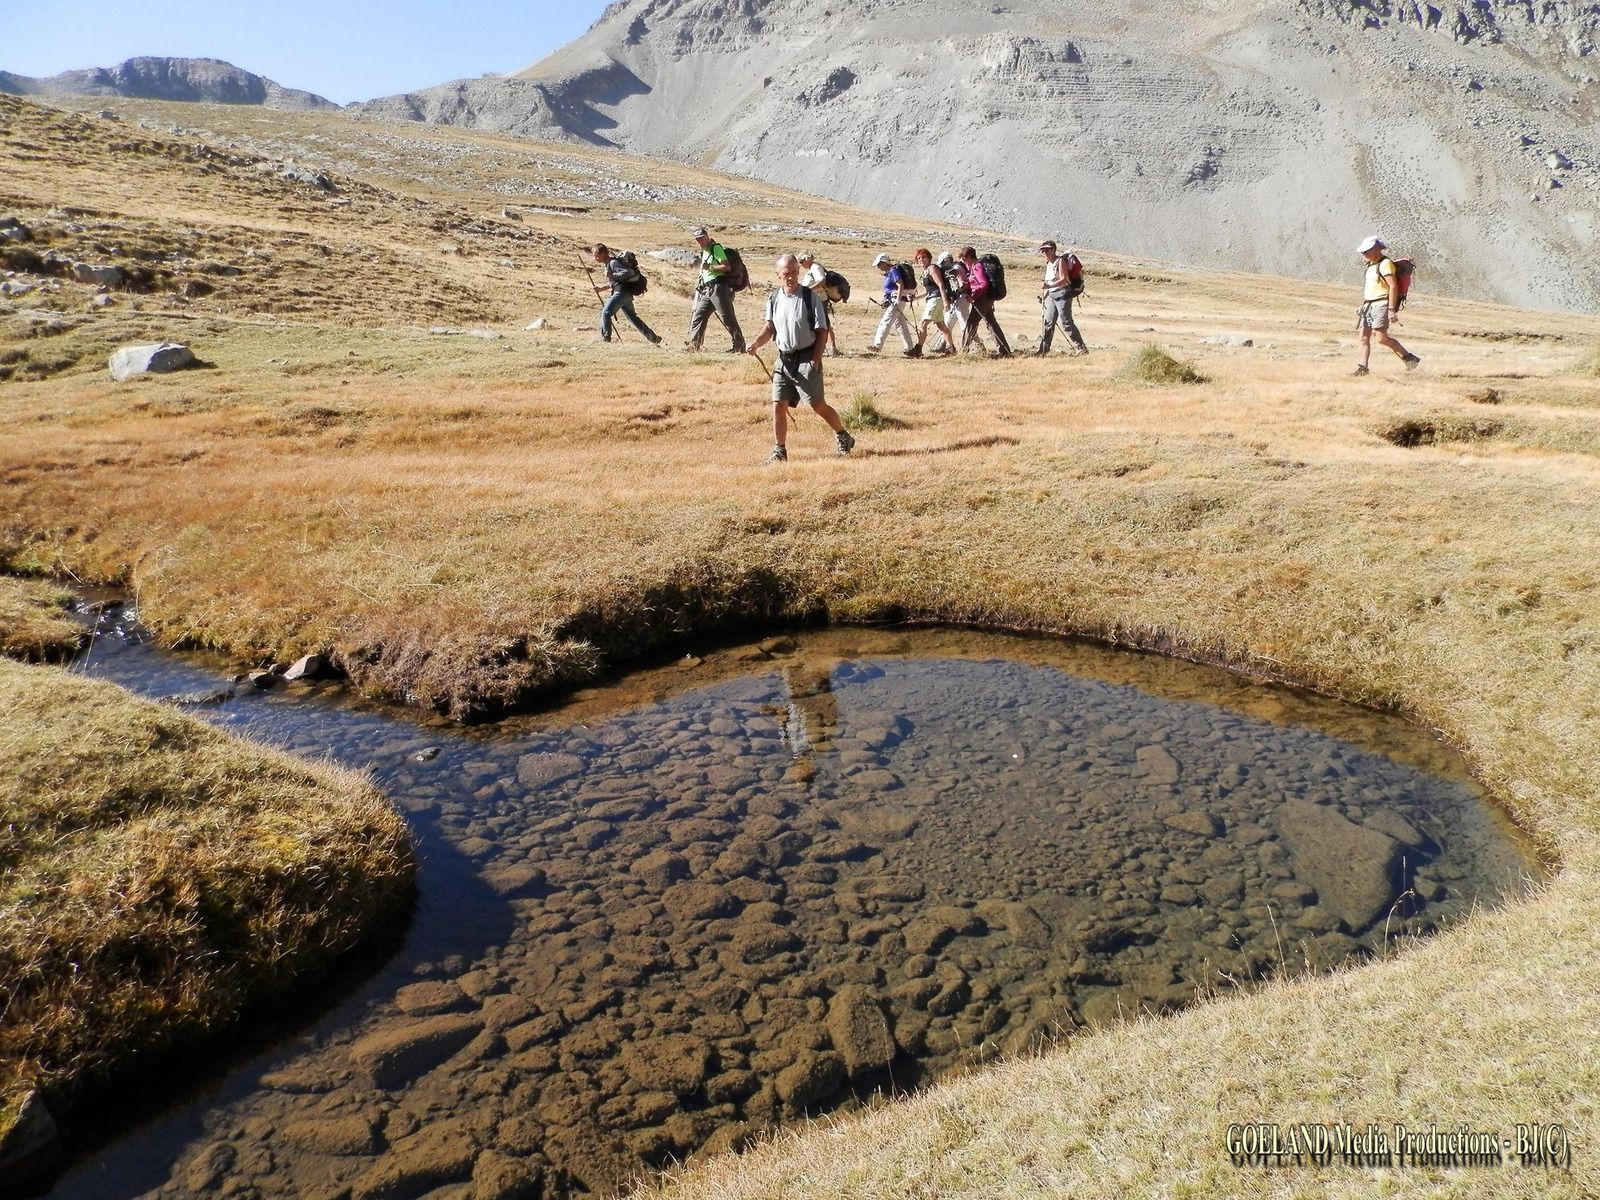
[1064,252,1085,297]
[1388,257,1415,310]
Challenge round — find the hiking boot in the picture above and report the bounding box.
[835,430,856,456]
[727,345,746,354]
[1070,345,1089,357]
[1033,347,1050,357]
[1403,354,1422,371]
[1352,364,1370,376]
[904,345,923,358]
[865,343,882,354]
[763,445,788,465]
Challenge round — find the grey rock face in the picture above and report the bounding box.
[0,1091,60,1185]
[109,342,195,381]
[364,0,1599,310]
[0,57,335,109]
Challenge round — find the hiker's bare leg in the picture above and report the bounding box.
[811,400,845,434]
[1375,329,1410,359]
[1358,326,1373,369]
[934,320,953,352]
[771,401,789,447]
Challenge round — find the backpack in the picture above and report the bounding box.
[821,269,851,303]
[979,253,1007,301]
[1064,252,1084,298]
[893,263,916,295]
[617,250,647,296]
[721,245,750,292]
[1389,257,1414,310]
[942,263,967,297]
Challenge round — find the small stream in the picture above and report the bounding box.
[46,610,1541,1199]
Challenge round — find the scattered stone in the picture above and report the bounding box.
[1546,149,1572,170]
[1276,799,1400,930]
[89,293,114,308]
[631,848,690,890]
[1164,810,1222,838]
[395,980,473,1016]
[524,318,547,330]
[109,341,195,382]
[472,1148,542,1200]
[482,863,547,897]
[662,881,740,922]
[72,263,124,287]
[1136,744,1181,785]
[281,1114,379,1155]
[501,208,522,221]
[1200,334,1254,347]
[515,751,584,791]
[1,281,34,297]
[281,652,328,681]
[1362,810,1426,849]
[649,247,700,266]
[0,217,32,243]
[280,165,335,190]
[775,1051,845,1109]
[352,1119,476,1200]
[1159,883,1199,905]
[351,1013,485,1089]
[162,687,233,707]
[826,986,896,1076]
[413,746,442,762]
[619,1033,712,1095]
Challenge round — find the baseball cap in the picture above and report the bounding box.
[797,250,814,261]
[936,251,953,265]
[1038,240,1056,252]
[692,226,709,238]
[1356,235,1384,253]
[873,253,890,266]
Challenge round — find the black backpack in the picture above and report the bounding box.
[821,269,851,303]
[893,263,916,295]
[979,253,1007,301]
[942,263,967,297]
[617,251,648,296]
[721,246,750,292]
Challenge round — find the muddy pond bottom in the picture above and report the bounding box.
[55,621,1541,1199]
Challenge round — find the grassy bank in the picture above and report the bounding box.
[0,582,415,1171]
[3,96,1600,1194]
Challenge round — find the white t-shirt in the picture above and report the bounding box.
[799,263,826,289]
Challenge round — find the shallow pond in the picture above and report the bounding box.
[47,613,1541,1199]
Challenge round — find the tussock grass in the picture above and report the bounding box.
[1120,343,1207,385]
[0,659,414,1152]
[0,577,81,662]
[1578,347,1600,378]
[841,392,905,432]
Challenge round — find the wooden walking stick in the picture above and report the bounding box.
[750,350,773,382]
[577,250,624,343]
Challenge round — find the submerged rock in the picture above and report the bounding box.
[826,986,896,1076]
[1275,799,1401,931]
[0,1091,60,1185]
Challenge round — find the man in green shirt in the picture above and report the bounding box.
[686,226,745,353]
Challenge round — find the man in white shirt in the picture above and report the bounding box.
[746,254,857,463]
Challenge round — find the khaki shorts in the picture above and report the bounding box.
[1357,301,1390,332]
[920,296,946,325]
[774,353,823,408]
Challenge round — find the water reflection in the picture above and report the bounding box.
[49,616,1541,1199]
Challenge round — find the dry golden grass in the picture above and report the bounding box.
[0,656,415,1145]
[4,95,1600,1194]
[0,576,80,661]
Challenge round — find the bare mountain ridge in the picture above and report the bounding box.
[0,57,334,110]
[355,0,1599,310]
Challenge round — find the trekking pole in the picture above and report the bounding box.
[577,251,624,343]
[750,351,773,382]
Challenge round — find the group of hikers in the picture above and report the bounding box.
[584,227,1421,462]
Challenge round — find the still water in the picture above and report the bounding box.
[48,613,1540,1198]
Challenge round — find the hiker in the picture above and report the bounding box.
[909,248,955,358]
[1036,240,1088,356]
[868,253,916,355]
[1354,236,1420,375]
[746,253,855,463]
[686,226,745,353]
[797,251,840,358]
[591,243,662,345]
[959,246,1011,357]
[937,250,982,353]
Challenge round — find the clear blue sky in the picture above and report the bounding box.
[3,1,611,105]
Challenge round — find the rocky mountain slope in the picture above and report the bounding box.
[356,0,1600,311]
[0,57,333,110]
